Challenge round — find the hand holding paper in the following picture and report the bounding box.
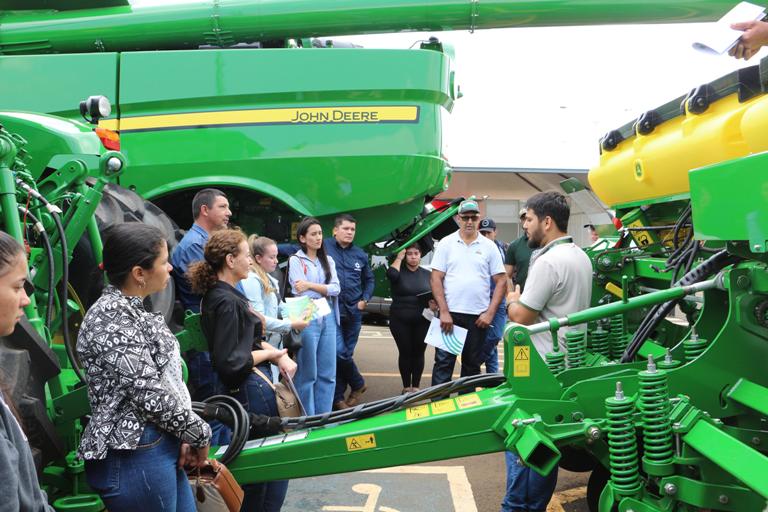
[693,1,766,56]
[424,317,468,356]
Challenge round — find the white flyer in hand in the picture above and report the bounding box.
[424,317,468,356]
[692,1,765,55]
[312,297,332,318]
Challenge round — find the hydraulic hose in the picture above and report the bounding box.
[192,395,250,466]
[17,206,55,331]
[620,249,737,362]
[282,373,506,431]
[51,210,82,383]
[14,178,83,382]
[194,374,506,463]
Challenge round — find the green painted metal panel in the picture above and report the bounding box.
[0,1,735,55]
[0,112,102,177]
[110,48,451,245]
[683,420,768,499]
[690,152,768,252]
[0,53,118,118]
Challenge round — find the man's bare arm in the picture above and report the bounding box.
[431,269,453,333]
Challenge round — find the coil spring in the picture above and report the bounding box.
[608,315,626,360]
[683,336,708,362]
[588,327,610,357]
[611,334,631,361]
[545,351,565,375]
[605,394,642,496]
[565,330,586,369]
[638,369,674,471]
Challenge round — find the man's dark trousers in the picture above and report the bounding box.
[334,311,365,402]
[431,312,488,385]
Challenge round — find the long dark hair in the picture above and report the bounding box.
[295,217,331,284]
[0,232,25,277]
[102,224,166,287]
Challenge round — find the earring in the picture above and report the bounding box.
[138,279,146,289]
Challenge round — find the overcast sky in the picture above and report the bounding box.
[331,25,760,170]
[130,1,762,171]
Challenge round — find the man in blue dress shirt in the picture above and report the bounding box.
[171,188,231,402]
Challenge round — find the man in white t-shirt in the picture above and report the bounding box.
[430,199,506,385]
[501,191,592,512]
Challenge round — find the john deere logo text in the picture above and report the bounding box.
[289,107,417,124]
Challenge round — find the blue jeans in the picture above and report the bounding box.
[295,314,337,415]
[431,312,487,385]
[186,350,231,445]
[230,371,289,512]
[484,303,507,374]
[84,424,195,512]
[187,351,218,401]
[501,451,558,512]
[334,313,365,402]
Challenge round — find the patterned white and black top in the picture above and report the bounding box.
[77,285,211,460]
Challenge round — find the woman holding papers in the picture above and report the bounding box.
[288,217,340,415]
[387,246,433,393]
[189,228,295,511]
[242,235,308,357]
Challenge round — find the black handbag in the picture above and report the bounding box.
[275,260,303,352]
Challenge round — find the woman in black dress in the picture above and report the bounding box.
[387,246,433,393]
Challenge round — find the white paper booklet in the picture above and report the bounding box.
[424,317,468,356]
[693,1,765,55]
[312,297,332,317]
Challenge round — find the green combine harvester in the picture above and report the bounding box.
[2,1,768,510]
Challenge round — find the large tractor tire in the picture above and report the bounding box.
[71,182,181,320]
[0,317,64,470]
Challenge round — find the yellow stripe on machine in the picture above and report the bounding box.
[99,105,419,132]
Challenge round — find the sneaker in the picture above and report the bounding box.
[345,385,367,407]
[333,400,349,411]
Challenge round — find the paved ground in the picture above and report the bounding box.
[283,324,591,512]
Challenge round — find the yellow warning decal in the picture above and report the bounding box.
[405,404,430,421]
[513,346,531,377]
[99,106,420,132]
[456,393,482,409]
[431,398,457,415]
[627,219,655,248]
[345,433,377,452]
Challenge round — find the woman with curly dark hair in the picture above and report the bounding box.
[188,228,295,511]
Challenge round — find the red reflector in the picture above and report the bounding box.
[95,127,120,151]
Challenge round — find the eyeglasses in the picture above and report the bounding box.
[459,215,479,222]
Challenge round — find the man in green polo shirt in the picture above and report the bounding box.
[505,207,534,291]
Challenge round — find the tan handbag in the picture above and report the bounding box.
[188,459,244,512]
[252,367,306,418]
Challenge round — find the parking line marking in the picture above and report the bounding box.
[364,466,477,512]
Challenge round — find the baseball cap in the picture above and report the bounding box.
[519,207,527,219]
[479,218,496,232]
[458,199,480,214]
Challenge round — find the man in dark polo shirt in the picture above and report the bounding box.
[505,207,534,291]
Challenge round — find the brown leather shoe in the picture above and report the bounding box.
[333,400,349,411]
[345,385,367,407]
